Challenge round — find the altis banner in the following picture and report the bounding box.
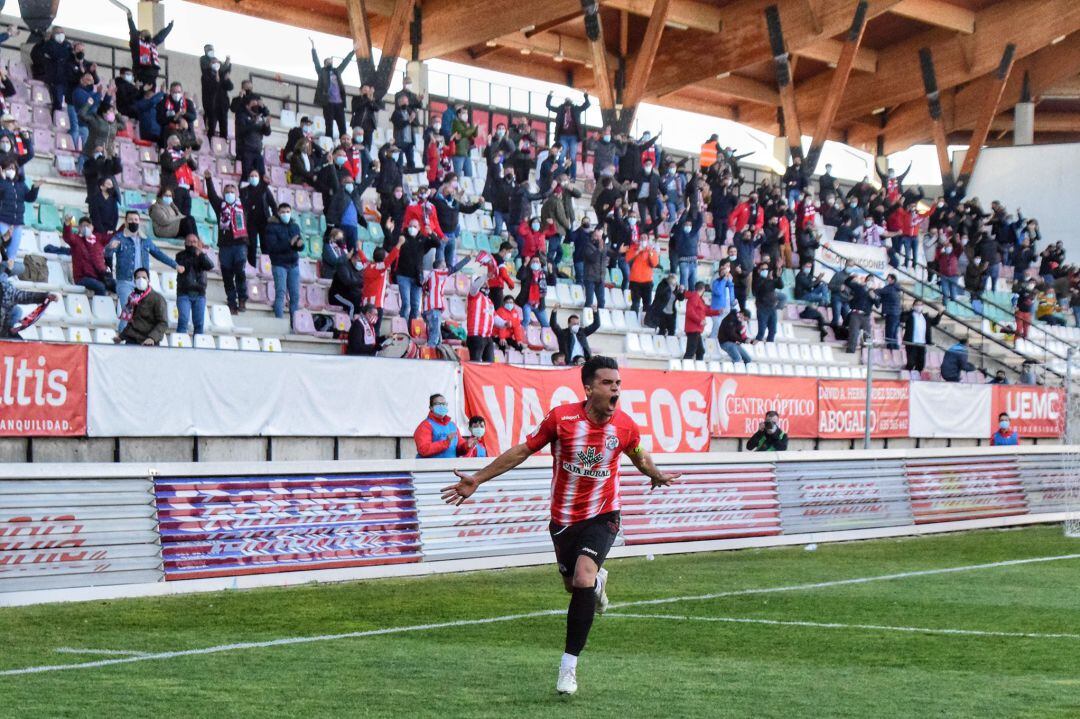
[711,374,818,438]
[461,364,714,454]
[0,342,87,436]
[992,385,1066,437]
[817,380,910,439]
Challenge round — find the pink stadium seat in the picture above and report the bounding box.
[384,287,401,314]
[270,166,287,187]
[312,192,324,213]
[294,190,311,212]
[453,273,471,295]
[506,348,524,364]
[32,128,53,154]
[305,283,328,309]
[541,327,558,351]
[263,147,279,168]
[142,164,161,189]
[246,280,268,305]
[30,82,48,105]
[138,145,156,164]
[277,187,295,207]
[257,254,273,278]
[121,162,141,187]
[523,350,541,365]
[299,261,317,284]
[31,105,50,128]
[245,261,259,279]
[55,133,75,152]
[292,309,316,335]
[525,325,544,350]
[333,312,350,332]
[119,141,139,166]
[391,316,408,334]
[211,137,229,156]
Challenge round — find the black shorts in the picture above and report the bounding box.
[549,511,621,577]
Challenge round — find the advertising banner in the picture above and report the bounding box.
[817,380,909,439]
[0,342,87,436]
[818,238,891,277]
[87,345,460,438]
[905,456,1027,523]
[711,374,818,438]
[775,460,913,534]
[909,382,992,438]
[991,385,1066,438]
[155,473,422,580]
[461,364,713,454]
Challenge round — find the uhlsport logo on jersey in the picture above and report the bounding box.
[563,446,610,479]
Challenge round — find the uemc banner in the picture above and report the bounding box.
[154,473,421,580]
[817,380,909,439]
[992,385,1065,437]
[711,374,818,438]
[0,342,87,436]
[461,364,713,455]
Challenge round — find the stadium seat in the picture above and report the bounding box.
[612,310,627,332]
[239,336,261,351]
[448,296,467,321]
[39,326,64,342]
[64,295,92,325]
[65,326,91,343]
[193,334,216,349]
[217,335,239,350]
[209,305,252,335]
[260,338,282,352]
[169,333,193,348]
[625,333,642,354]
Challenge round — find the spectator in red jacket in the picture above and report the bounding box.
[683,281,721,360]
[887,200,923,269]
[728,192,765,235]
[494,294,526,351]
[516,216,557,261]
[402,186,445,239]
[485,242,517,307]
[937,238,961,301]
[62,215,113,295]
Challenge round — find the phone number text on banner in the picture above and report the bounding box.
[461,364,714,455]
[817,380,909,439]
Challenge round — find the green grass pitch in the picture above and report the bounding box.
[2,525,1079,718]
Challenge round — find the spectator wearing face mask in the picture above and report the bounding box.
[396,218,442,323]
[149,186,195,240]
[330,248,368,319]
[538,145,571,195]
[900,301,942,372]
[125,9,173,84]
[402,186,445,243]
[262,204,305,324]
[133,82,165,145]
[460,417,489,458]
[547,92,590,180]
[646,274,682,337]
[433,180,483,269]
[43,27,77,127]
[79,99,123,172]
[746,411,788,452]
[237,94,272,179]
[464,274,500,363]
[1036,288,1067,326]
[351,84,380,148]
[346,303,387,356]
[494,294,526,352]
[82,142,120,203]
[940,337,977,382]
[156,82,196,150]
[672,209,705,290]
[718,309,753,364]
[414,393,468,458]
[752,263,785,343]
[205,173,250,314]
[199,46,232,140]
[588,126,624,181]
[89,177,121,238]
[1013,278,1037,339]
[616,130,660,186]
[729,192,765,236]
[567,219,593,286]
[106,210,177,328]
[421,254,470,347]
[683,282,720,361]
[990,413,1019,446]
[550,310,600,363]
[359,237,403,329]
[516,216,557,263]
[450,108,479,178]
[326,174,370,253]
[284,116,315,160]
[70,72,101,152]
[876,274,903,350]
[483,243,517,308]
[378,186,408,248]
[0,166,38,274]
[936,238,961,301]
[625,233,660,314]
[581,229,607,310]
[634,158,662,224]
[173,234,214,335]
[114,267,167,346]
[841,273,878,354]
[61,215,113,295]
[516,254,550,328]
[239,170,277,266]
[311,39,353,139]
[377,144,405,208]
[321,228,349,280]
[0,272,57,339]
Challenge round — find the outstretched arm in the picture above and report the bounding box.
[627,446,681,489]
[442,442,535,505]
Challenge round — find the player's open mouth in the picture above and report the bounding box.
[609,396,619,408]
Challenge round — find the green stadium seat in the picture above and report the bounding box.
[122,189,144,210]
[461,231,477,251]
[368,223,384,242]
[196,221,217,248]
[36,202,60,230]
[190,197,212,223]
[487,235,503,253]
[356,224,372,243]
[362,240,376,258]
[300,212,318,235]
[306,234,323,259]
[22,202,36,227]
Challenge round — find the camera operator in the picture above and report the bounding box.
[236,93,272,179]
[746,410,789,452]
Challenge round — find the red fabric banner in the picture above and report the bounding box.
[711,374,818,438]
[991,385,1066,438]
[0,342,87,436]
[817,380,910,439]
[461,364,714,454]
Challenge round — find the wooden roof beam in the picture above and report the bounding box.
[796,37,877,72]
[622,0,672,108]
[489,31,618,67]
[766,4,804,157]
[807,0,868,168]
[601,0,722,33]
[890,0,974,34]
[681,75,780,106]
[524,11,584,38]
[958,43,1016,180]
[419,0,581,59]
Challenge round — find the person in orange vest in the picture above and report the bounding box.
[699,134,720,170]
[624,233,659,313]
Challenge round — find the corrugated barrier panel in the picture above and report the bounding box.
[905,456,1027,524]
[0,477,161,593]
[155,473,421,580]
[776,460,912,533]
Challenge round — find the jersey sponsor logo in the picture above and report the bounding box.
[561,446,611,479]
[580,546,598,556]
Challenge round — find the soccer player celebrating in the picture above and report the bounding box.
[442,356,680,695]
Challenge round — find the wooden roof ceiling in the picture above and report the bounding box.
[188,0,1080,153]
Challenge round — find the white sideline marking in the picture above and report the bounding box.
[3,552,1079,678]
[54,648,150,657]
[606,613,1080,641]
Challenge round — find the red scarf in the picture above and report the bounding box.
[120,286,151,322]
[219,202,248,239]
[356,315,376,345]
[10,296,51,334]
[168,148,194,187]
[138,39,159,67]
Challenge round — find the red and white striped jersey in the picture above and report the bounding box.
[526,402,641,525]
[467,289,495,337]
[421,268,450,312]
[360,246,398,309]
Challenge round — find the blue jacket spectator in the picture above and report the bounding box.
[0,175,38,225]
[105,226,177,283]
[876,279,902,316]
[569,223,591,263]
[710,275,735,311]
[671,210,704,261]
[263,214,303,268]
[940,340,977,382]
[71,83,102,117]
[42,31,75,88]
[135,91,165,145]
[846,277,878,315]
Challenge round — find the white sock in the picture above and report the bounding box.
[561,653,578,671]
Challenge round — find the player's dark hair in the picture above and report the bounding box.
[998,412,1010,420]
[429,394,444,407]
[468,416,485,426]
[581,355,618,386]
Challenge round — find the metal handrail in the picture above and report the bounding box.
[820,246,1066,380]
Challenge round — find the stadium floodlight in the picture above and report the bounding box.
[1064,348,1079,536]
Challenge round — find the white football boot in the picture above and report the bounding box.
[557,664,578,695]
[594,567,610,615]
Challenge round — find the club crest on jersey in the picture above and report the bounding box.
[562,446,610,479]
[605,435,619,450]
